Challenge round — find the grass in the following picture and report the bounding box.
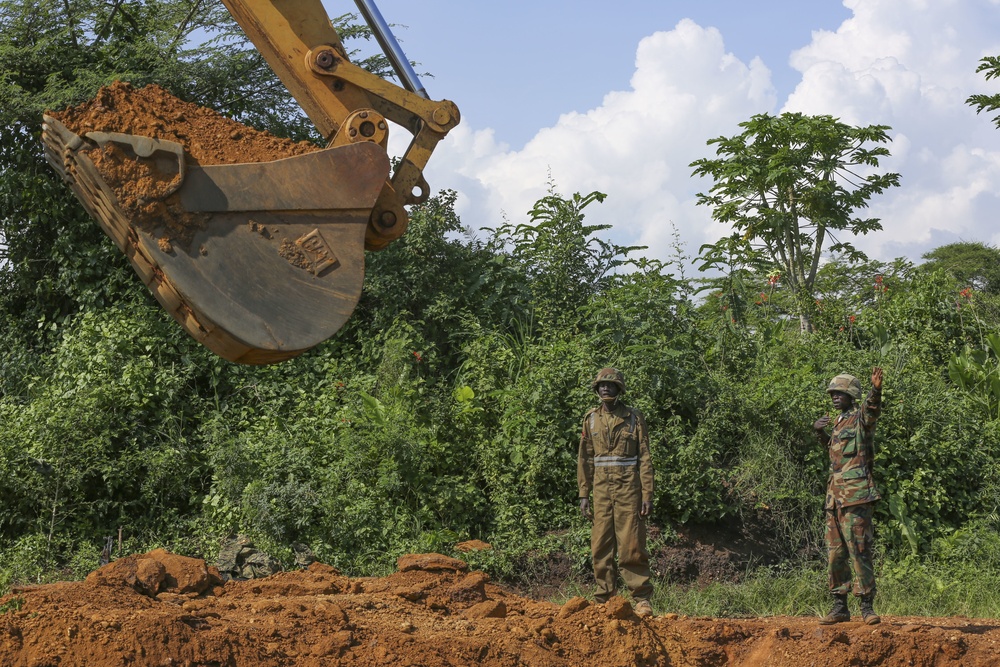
[546,558,1000,620]
[651,565,829,618]
[877,561,1000,618]
[655,561,1000,619]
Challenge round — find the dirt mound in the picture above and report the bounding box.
[52,81,317,167]
[85,548,223,597]
[1,550,999,666]
[49,81,320,246]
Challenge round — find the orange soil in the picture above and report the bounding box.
[52,81,318,167]
[1,550,998,666]
[49,81,320,246]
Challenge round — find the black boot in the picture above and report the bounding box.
[819,593,850,624]
[860,593,881,625]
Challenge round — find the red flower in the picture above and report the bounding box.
[960,287,973,299]
[849,315,856,324]
[412,351,423,363]
[767,274,780,286]
[759,292,768,302]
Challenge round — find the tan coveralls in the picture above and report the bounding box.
[578,401,655,602]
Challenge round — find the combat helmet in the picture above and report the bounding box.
[591,367,626,393]
[827,373,862,400]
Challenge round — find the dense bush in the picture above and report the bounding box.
[2,185,1000,591]
[3,0,1000,592]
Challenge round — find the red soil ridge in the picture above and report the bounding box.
[1,549,998,666]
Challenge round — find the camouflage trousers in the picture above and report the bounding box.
[825,502,875,597]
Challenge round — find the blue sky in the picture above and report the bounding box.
[356,1,852,147]
[330,0,1000,265]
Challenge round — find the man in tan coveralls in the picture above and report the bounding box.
[578,367,655,618]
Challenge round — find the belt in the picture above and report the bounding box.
[594,455,638,467]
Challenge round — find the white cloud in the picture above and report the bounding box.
[418,1,1000,268]
[422,19,776,260]
[784,0,1000,258]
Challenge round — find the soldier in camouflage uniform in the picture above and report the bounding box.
[578,368,655,618]
[812,367,883,625]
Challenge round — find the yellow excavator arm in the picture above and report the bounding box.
[41,0,459,364]
[222,0,460,250]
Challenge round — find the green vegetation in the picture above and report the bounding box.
[0,597,23,614]
[967,55,1000,129]
[921,242,1000,295]
[691,112,899,334]
[650,519,1000,620]
[648,556,1000,620]
[1,2,999,619]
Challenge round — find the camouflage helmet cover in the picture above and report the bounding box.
[827,373,862,400]
[592,367,626,393]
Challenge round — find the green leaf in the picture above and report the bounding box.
[987,333,1000,359]
[889,495,919,555]
[360,392,387,426]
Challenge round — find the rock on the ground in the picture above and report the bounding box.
[85,549,220,597]
[454,540,492,553]
[397,553,468,573]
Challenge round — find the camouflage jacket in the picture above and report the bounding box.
[824,388,882,509]
[578,402,654,503]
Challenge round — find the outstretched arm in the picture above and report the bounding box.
[862,367,884,427]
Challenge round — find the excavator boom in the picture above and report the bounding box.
[41,0,459,364]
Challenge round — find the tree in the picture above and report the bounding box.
[489,187,643,330]
[967,55,1000,129]
[690,112,900,332]
[921,241,1000,294]
[341,189,529,366]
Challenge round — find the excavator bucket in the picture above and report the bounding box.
[41,0,458,364]
[42,114,389,364]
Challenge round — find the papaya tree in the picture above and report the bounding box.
[690,112,900,332]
